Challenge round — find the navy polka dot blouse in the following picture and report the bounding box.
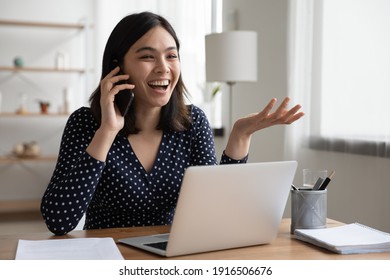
[41,105,247,235]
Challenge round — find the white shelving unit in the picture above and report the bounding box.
[0,19,89,207]
[0,19,88,161]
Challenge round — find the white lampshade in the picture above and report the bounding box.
[205,31,258,83]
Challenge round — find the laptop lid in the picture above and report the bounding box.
[119,161,297,257]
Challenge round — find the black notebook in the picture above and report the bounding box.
[294,223,390,254]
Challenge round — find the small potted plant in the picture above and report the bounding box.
[38,100,50,114]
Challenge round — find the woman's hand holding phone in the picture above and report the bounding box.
[114,68,134,116]
[99,66,135,134]
[87,66,134,162]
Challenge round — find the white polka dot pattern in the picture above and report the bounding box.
[41,105,247,235]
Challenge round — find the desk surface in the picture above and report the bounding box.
[1,219,389,260]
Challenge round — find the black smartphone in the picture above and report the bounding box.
[114,68,134,116]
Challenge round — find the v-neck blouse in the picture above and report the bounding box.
[41,105,247,235]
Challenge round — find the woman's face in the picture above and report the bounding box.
[122,26,181,110]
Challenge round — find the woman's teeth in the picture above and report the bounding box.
[149,80,169,86]
[148,80,169,89]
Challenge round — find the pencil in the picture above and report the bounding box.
[318,171,335,190]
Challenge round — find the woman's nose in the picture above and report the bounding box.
[154,58,170,74]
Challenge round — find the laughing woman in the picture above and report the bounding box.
[41,12,304,235]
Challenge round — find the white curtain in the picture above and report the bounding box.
[285,0,314,160]
[287,0,390,159]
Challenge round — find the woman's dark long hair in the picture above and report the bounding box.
[89,12,191,136]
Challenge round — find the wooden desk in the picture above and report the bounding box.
[1,219,389,260]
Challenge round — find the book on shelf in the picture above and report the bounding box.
[294,223,390,254]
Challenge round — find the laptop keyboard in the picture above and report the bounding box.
[144,241,168,250]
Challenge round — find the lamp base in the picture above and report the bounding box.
[227,81,236,131]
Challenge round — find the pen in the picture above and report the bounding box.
[318,171,335,190]
[312,177,325,190]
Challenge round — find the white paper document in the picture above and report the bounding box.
[15,238,124,260]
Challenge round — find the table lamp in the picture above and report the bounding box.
[205,31,258,130]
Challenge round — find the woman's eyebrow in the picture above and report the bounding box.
[136,46,177,53]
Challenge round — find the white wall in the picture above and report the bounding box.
[221,0,390,232]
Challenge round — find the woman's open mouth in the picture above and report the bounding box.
[148,79,170,91]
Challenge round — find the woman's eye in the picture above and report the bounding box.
[140,55,154,59]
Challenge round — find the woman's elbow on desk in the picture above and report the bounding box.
[40,205,80,236]
[43,219,77,236]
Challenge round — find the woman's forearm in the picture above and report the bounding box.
[86,128,118,162]
[224,124,251,160]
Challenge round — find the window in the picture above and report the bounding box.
[317,0,390,141]
[289,0,390,157]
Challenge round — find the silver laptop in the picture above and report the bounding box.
[119,161,297,257]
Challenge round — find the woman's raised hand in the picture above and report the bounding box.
[234,97,304,136]
[225,97,304,160]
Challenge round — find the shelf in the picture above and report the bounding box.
[0,155,57,163]
[0,66,85,74]
[0,19,85,30]
[0,112,69,117]
[0,19,87,74]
